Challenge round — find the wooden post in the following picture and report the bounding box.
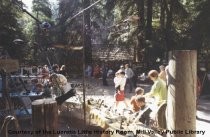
[0,69,21,137]
[32,99,58,137]
[167,50,197,137]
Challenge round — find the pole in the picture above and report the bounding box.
[82,11,86,125]
[66,0,102,23]
[63,0,102,125]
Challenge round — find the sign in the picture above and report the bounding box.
[0,59,19,73]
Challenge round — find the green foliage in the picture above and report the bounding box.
[0,0,27,62]
[1,0,210,66]
[190,0,210,49]
[26,0,53,65]
[32,0,52,18]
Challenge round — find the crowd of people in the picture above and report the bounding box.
[7,60,206,128]
[84,61,169,126]
[8,64,73,99]
[111,63,168,126]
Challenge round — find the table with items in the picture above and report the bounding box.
[86,98,163,137]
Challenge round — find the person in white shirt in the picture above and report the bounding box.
[113,70,128,112]
[50,73,71,96]
[49,73,76,105]
[125,64,134,93]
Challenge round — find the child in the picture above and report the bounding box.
[113,70,128,112]
[130,87,144,112]
[133,96,152,126]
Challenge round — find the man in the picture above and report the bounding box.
[125,64,134,93]
[49,73,76,105]
[50,73,71,96]
[102,63,109,86]
[145,70,167,106]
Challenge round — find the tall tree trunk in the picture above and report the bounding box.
[146,0,153,40]
[165,0,175,51]
[160,0,166,30]
[135,0,145,63]
[160,0,167,61]
[83,0,92,65]
[167,50,197,137]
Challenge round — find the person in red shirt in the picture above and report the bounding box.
[130,87,144,112]
[93,64,101,78]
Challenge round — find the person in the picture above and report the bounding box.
[158,65,167,82]
[52,64,60,74]
[125,64,134,93]
[119,65,125,72]
[49,73,71,97]
[113,70,128,112]
[59,65,67,76]
[132,64,138,88]
[31,78,39,93]
[101,63,109,86]
[133,96,152,126]
[37,65,43,75]
[93,64,101,79]
[130,87,144,112]
[85,64,92,77]
[49,73,76,106]
[41,65,50,79]
[35,83,44,94]
[145,70,167,106]
[107,69,114,77]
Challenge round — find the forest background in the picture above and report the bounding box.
[0,0,210,73]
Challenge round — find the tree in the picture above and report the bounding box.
[146,0,153,40]
[136,0,145,62]
[83,0,92,64]
[30,0,53,65]
[0,0,26,62]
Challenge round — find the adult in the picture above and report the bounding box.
[59,65,67,76]
[93,64,101,79]
[125,64,134,93]
[145,70,167,106]
[119,65,125,72]
[101,63,109,86]
[52,64,60,74]
[49,73,76,105]
[158,65,167,82]
[49,73,71,97]
[41,65,50,78]
[85,64,93,77]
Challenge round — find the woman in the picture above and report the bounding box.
[145,70,167,106]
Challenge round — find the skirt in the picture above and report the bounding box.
[115,90,125,101]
